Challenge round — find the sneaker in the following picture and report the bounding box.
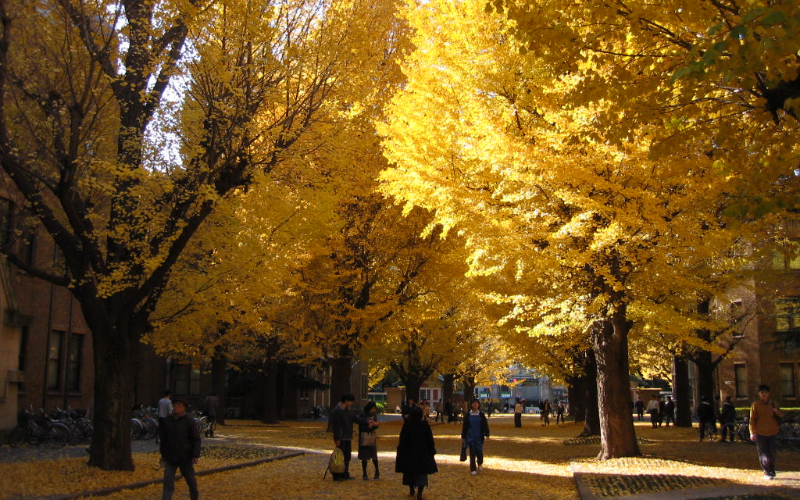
[470,471,477,476]
[374,473,380,480]
[477,465,482,472]
[362,475,369,481]
[764,474,774,480]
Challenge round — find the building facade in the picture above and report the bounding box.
[715,218,800,409]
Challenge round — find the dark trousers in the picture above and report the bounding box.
[335,439,352,478]
[650,411,659,428]
[514,413,522,428]
[664,412,675,427]
[468,443,483,472]
[754,434,777,476]
[698,419,715,440]
[556,412,565,424]
[162,460,198,500]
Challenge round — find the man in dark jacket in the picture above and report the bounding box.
[719,396,737,442]
[160,397,201,500]
[696,396,716,442]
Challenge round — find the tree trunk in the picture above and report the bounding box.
[87,312,140,471]
[261,359,280,424]
[593,315,640,459]
[404,378,423,404]
[582,349,600,437]
[567,380,585,423]
[695,351,716,403]
[442,373,454,407]
[462,375,476,404]
[211,356,227,425]
[329,356,353,412]
[673,354,693,427]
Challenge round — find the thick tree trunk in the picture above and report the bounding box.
[329,356,353,412]
[261,359,280,424]
[462,375,476,404]
[442,373,454,407]
[581,349,600,437]
[404,378,423,403]
[695,351,716,403]
[567,380,585,423]
[567,349,600,437]
[673,354,693,427]
[211,356,227,425]
[87,313,140,471]
[593,315,640,459]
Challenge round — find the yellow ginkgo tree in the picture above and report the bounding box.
[378,0,794,459]
[0,0,408,470]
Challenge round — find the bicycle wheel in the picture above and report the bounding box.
[131,418,144,440]
[8,426,26,447]
[46,423,70,448]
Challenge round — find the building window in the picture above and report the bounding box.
[0,197,13,245]
[67,333,84,392]
[47,330,64,391]
[775,297,800,332]
[729,300,745,337]
[174,365,201,396]
[734,363,747,399]
[18,325,28,393]
[772,242,800,270]
[780,363,796,398]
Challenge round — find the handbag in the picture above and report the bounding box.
[459,444,467,462]
[361,431,377,446]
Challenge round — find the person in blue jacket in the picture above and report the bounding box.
[461,399,490,475]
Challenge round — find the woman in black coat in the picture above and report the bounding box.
[395,406,437,500]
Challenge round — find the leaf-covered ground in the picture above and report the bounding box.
[0,415,797,500]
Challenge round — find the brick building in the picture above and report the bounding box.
[715,218,800,408]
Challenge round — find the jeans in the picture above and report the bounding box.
[468,442,484,472]
[162,460,198,500]
[754,434,777,476]
[514,413,521,428]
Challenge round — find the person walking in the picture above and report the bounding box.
[202,392,219,438]
[696,396,715,441]
[635,397,645,421]
[461,399,490,475]
[513,398,523,428]
[555,400,565,424]
[421,399,431,422]
[358,401,380,480]
[750,384,783,480]
[719,396,736,442]
[395,406,437,500]
[158,390,173,425]
[646,395,660,428]
[540,399,551,426]
[160,397,201,500]
[663,396,676,427]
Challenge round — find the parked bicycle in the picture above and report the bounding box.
[131,406,159,440]
[8,408,71,448]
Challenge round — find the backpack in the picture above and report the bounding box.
[324,447,346,479]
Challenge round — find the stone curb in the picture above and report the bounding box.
[47,449,306,500]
